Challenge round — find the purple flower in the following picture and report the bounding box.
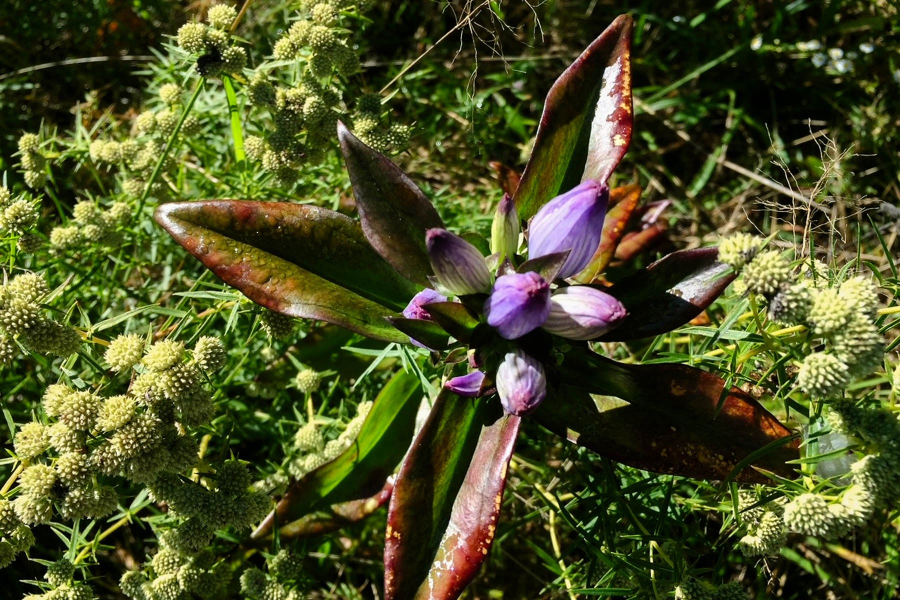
[496,349,546,415]
[402,289,447,321]
[426,229,492,296]
[444,370,486,397]
[483,272,551,340]
[541,286,627,340]
[490,194,520,262]
[528,180,609,279]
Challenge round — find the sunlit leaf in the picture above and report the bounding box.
[275,482,393,541]
[338,122,444,286]
[514,15,633,220]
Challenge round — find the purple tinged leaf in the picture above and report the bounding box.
[541,286,627,340]
[338,121,444,286]
[514,15,633,220]
[496,348,547,416]
[490,194,520,262]
[528,180,609,279]
[426,229,492,296]
[444,371,486,397]
[483,272,551,340]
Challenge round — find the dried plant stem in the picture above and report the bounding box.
[74,513,134,564]
[0,461,26,495]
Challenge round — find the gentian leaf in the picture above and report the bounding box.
[572,183,643,282]
[518,249,571,282]
[273,481,393,541]
[424,301,481,343]
[598,247,735,341]
[251,370,423,540]
[156,201,417,343]
[537,351,799,483]
[385,391,520,600]
[386,317,450,350]
[514,15,633,220]
[338,121,444,286]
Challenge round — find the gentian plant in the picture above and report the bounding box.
[156,16,799,600]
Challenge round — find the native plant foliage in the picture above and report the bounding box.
[155,16,812,599]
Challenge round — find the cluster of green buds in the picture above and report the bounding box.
[271,1,360,78]
[720,235,884,399]
[22,558,95,600]
[49,199,130,251]
[349,93,411,154]
[288,400,371,480]
[0,272,81,364]
[0,498,35,569]
[119,532,231,600]
[176,4,247,78]
[258,307,298,340]
[736,490,786,557]
[147,460,270,554]
[0,184,41,253]
[17,132,48,188]
[240,549,307,600]
[674,578,747,600]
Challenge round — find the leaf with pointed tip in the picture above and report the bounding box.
[156,201,417,342]
[274,481,393,541]
[338,122,444,286]
[488,161,521,197]
[384,392,520,600]
[572,184,642,283]
[518,250,570,282]
[599,247,735,341]
[387,317,450,350]
[252,370,422,540]
[536,350,799,482]
[424,302,481,343]
[613,223,667,264]
[514,15,633,220]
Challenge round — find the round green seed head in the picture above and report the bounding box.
[675,578,712,600]
[0,499,21,534]
[9,524,35,553]
[222,45,248,73]
[839,276,880,319]
[307,24,335,51]
[0,335,17,364]
[152,547,186,576]
[248,74,276,106]
[742,250,791,297]
[55,452,92,487]
[105,333,145,372]
[45,557,75,587]
[122,178,146,198]
[58,390,102,431]
[310,3,338,25]
[308,51,333,78]
[0,186,10,206]
[215,460,252,496]
[21,150,46,172]
[718,233,762,270]
[193,336,225,371]
[796,352,849,399]
[23,170,46,189]
[14,421,50,459]
[783,493,839,537]
[181,114,202,137]
[713,582,747,600]
[97,140,122,164]
[259,309,296,340]
[104,202,132,228]
[72,200,101,224]
[205,28,230,53]
[19,463,57,497]
[245,135,266,161]
[294,422,324,452]
[119,570,149,599]
[177,22,208,54]
[9,272,49,304]
[295,369,321,395]
[206,4,237,29]
[97,394,137,431]
[832,315,883,378]
[135,111,157,135]
[356,93,382,116]
[150,573,182,600]
[143,339,185,372]
[273,36,300,61]
[17,233,43,254]
[18,133,40,154]
[48,422,85,453]
[240,567,268,597]
[289,19,313,46]
[13,494,53,525]
[120,139,141,162]
[49,225,81,249]
[155,109,178,139]
[2,199,40,235]
[0,295,41,335]
[808,288,852,336]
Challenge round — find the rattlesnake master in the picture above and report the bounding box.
[718,233,762,270]
[783,493,838,537]
[797,352,849,398]
[105,334,146,372]
[13,422,49,458]
[742,250,792,296]
[259,309,296,340]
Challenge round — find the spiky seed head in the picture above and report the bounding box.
[105,333,145,372]
[767,282,812,325]
[155,109,178,139]
[205,28,230,53]
[49,225,81,249]
[97,140,123,164]
[2,199,40,234]
[9,524,34,553]
[222,45,248,73]
[104,202,131,228]
[45,557,75,586]
[259,309,296,340]
[742,250,791,297]
[143,340,184,372]
[0,499,21,533]
[120,139,141,162]
[193,336,225,371]
[13,493,53,525]
[240,568,268,596]
[288,19,312,45]
[152,547,186,576]
[57,390,102,431]
[807,288,852,336]
[31,321,82,357]
[840,481,876,528]
[48,422,85,453]
[14,422,49,459]
[294,369,320,395]
[207,4,237,29]
[0,295,41,335]
[718,233,762,270]
[55,452,91,486]
[9,273,49,303]
[832,315,883,378]
[247,74,276,106]
[796,352,850,399]
[122,178,146,198]
[839,276,880,318]
[97,394,137,431]
[783,493,839,537]
[269,549,303,582]
[177,22,208,53]
[244,135,266,161]
[799,259,831,287]
[150,573,182,600]
[16,233,42,253]
[135,111,157,135]
[307,25,335,50]
[0,335,16,364]
[119,570,149,599]
[19,463,57,497]
[713,582,747,600]
[18,133,40,154]
[72,200,101,224]
[308,52,333,78]
[21,150,46,172]
[674,578,712,600]
[181,114,202,137]
[0,186,10,206]
[273,36,300,60]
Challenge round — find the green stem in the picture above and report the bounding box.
[135,79,204,216]
[223,76,246,165]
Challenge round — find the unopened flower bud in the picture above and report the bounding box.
[402,289,447,321]
[541,286,627,340]
[426,229,492,296]
[528,180,608,279]
[444,370,486,397]
[496,349,546,415]
[490,194,520,261]
[484,272,550,340]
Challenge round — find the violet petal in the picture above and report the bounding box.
[541,286,627,340]
[495,349,546,415]
[444,371,486,397]
[483,272,551,340]
[426,229,492,296]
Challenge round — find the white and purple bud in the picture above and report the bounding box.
[483,272,551,340]
[490,194,520,262]
[444,370,486,397]
[402,289,447,321]
[426,228,492,296]
[496,349,546,416]
[528,180,609,279]
[541,286,627,340]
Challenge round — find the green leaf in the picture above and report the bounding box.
[537,350,799,483]
[338,121,444,286]
[518,249,570,282]
[274,481,393,541]
[386,317,450,350]
[514,15,633,220]
[599,247,735,341]
[252,370,423,540]
[155,201,417,343]
[384,392,520,600]
[572,183,642,283]
[423,301,481,343]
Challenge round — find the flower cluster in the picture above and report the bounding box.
[736,490,786,557]
[0,184,41,253]
[119,531,232,600]
[17,132,48,188]
[49,199,130,251]
[258,308,298,340]
[176,4,247,78]
[22,558,96,600]
[288,400,371,481]
[721,236,884,399]
[409,181,628,416]
[674,578,747,600]
[240,549,307,600]
[0,272,81,364]
[0,498,35,569]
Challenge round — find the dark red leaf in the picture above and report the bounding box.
[488,161,522,197]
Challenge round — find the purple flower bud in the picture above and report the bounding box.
[490,194,520,261]
[528,180,609,279]
[496,349,546,416]
[426,229,492,296]
[444,370,486,397]
[402,289,447,321]
[541,286,627,340]
[483,272,551,340]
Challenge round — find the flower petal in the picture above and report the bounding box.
[444,371,487,397]
[496,349,546,415]
[483,272,551,340]
[426,229,492,296]
[542,286,627,340]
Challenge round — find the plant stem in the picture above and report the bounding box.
[74,513,134,564]
[0,461,26,495]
